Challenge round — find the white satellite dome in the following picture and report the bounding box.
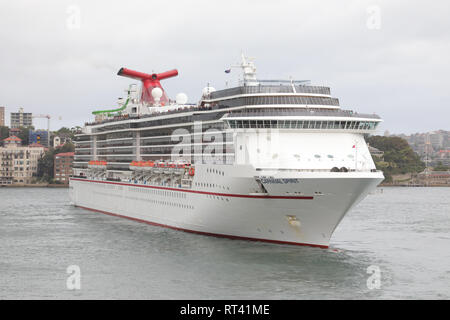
[151,87,163,101]
[202,86,216,97]
[176,93,188,105]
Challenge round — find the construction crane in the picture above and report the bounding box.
[32,114,50,147]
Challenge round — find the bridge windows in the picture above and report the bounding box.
[226,119,379,131]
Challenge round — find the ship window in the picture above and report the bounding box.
[276,120,282,128]
[314,154,321,158]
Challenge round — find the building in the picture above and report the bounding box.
[0,136,45,185]
[393,130,450,166]
[54,152,74,184]
[53,135,71,148]
[29,130,49,147]
[8,128,20,137]
[417,168,450,186]
[368,145,384,160]
[53,136,61,147]
[0,106,5,126]
[10,107,32,129]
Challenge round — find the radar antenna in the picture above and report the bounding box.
[232,53,259,86]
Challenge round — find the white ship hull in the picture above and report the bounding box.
[69,165,383,248]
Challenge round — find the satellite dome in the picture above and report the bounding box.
[151,87,163,100]
[202,86,216,97]
[176,93,188,105]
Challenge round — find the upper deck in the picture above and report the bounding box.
[77,54,381,136]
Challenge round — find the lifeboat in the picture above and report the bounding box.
[175,163,185,175]
[154,162,165,173]
[143,160,155,172]
[129,161,138,170]
[89,160,107,170]
[164,162,174,174]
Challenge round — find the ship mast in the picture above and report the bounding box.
[233,53,259,86]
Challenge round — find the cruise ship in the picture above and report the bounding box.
[70,54,384,248]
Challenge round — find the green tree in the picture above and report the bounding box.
[17,126,34,145]
[56,127,75,140]
[366,135,425,180]
[0,126,9,141]
[433,162,449,171]
[36,142,75,182]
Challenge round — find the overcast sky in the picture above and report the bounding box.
[0,0,449,134]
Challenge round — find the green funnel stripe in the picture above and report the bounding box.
[92,98,130,115]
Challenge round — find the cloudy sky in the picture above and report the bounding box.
[0,0,449,134]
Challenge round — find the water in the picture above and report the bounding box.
[0,187,449,299]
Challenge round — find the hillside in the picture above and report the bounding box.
[366,135,425,183]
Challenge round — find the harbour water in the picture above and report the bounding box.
[0,187,449,299]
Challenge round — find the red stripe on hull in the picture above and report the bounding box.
[70,178,314,200]
[75,205,328,249]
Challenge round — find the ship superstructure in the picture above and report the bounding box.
[70,55,384,248]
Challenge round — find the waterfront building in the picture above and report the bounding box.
[0,136,45,185]
[10,107,32,129]
[0,106,5,126]
[54,152,74,184]
[417,168,450,186]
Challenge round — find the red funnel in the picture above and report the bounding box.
[117,68,178,105]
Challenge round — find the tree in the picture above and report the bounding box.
[0,126,9,141]
[366,135,425,180]
[56,127,75,140]
[433,162,449,171]
[17,126,34,145]
[36,142,75,182]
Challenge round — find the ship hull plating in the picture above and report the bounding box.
[69,170,383,248]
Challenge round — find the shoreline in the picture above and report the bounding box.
[0,184,68,188]
[379,184,449,187]
[1,183,447,188]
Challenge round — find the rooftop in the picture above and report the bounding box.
[28,143,46,148]
[4,135,21,142]
[55,152,75,157]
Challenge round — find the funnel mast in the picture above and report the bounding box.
[117,68,178,105]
